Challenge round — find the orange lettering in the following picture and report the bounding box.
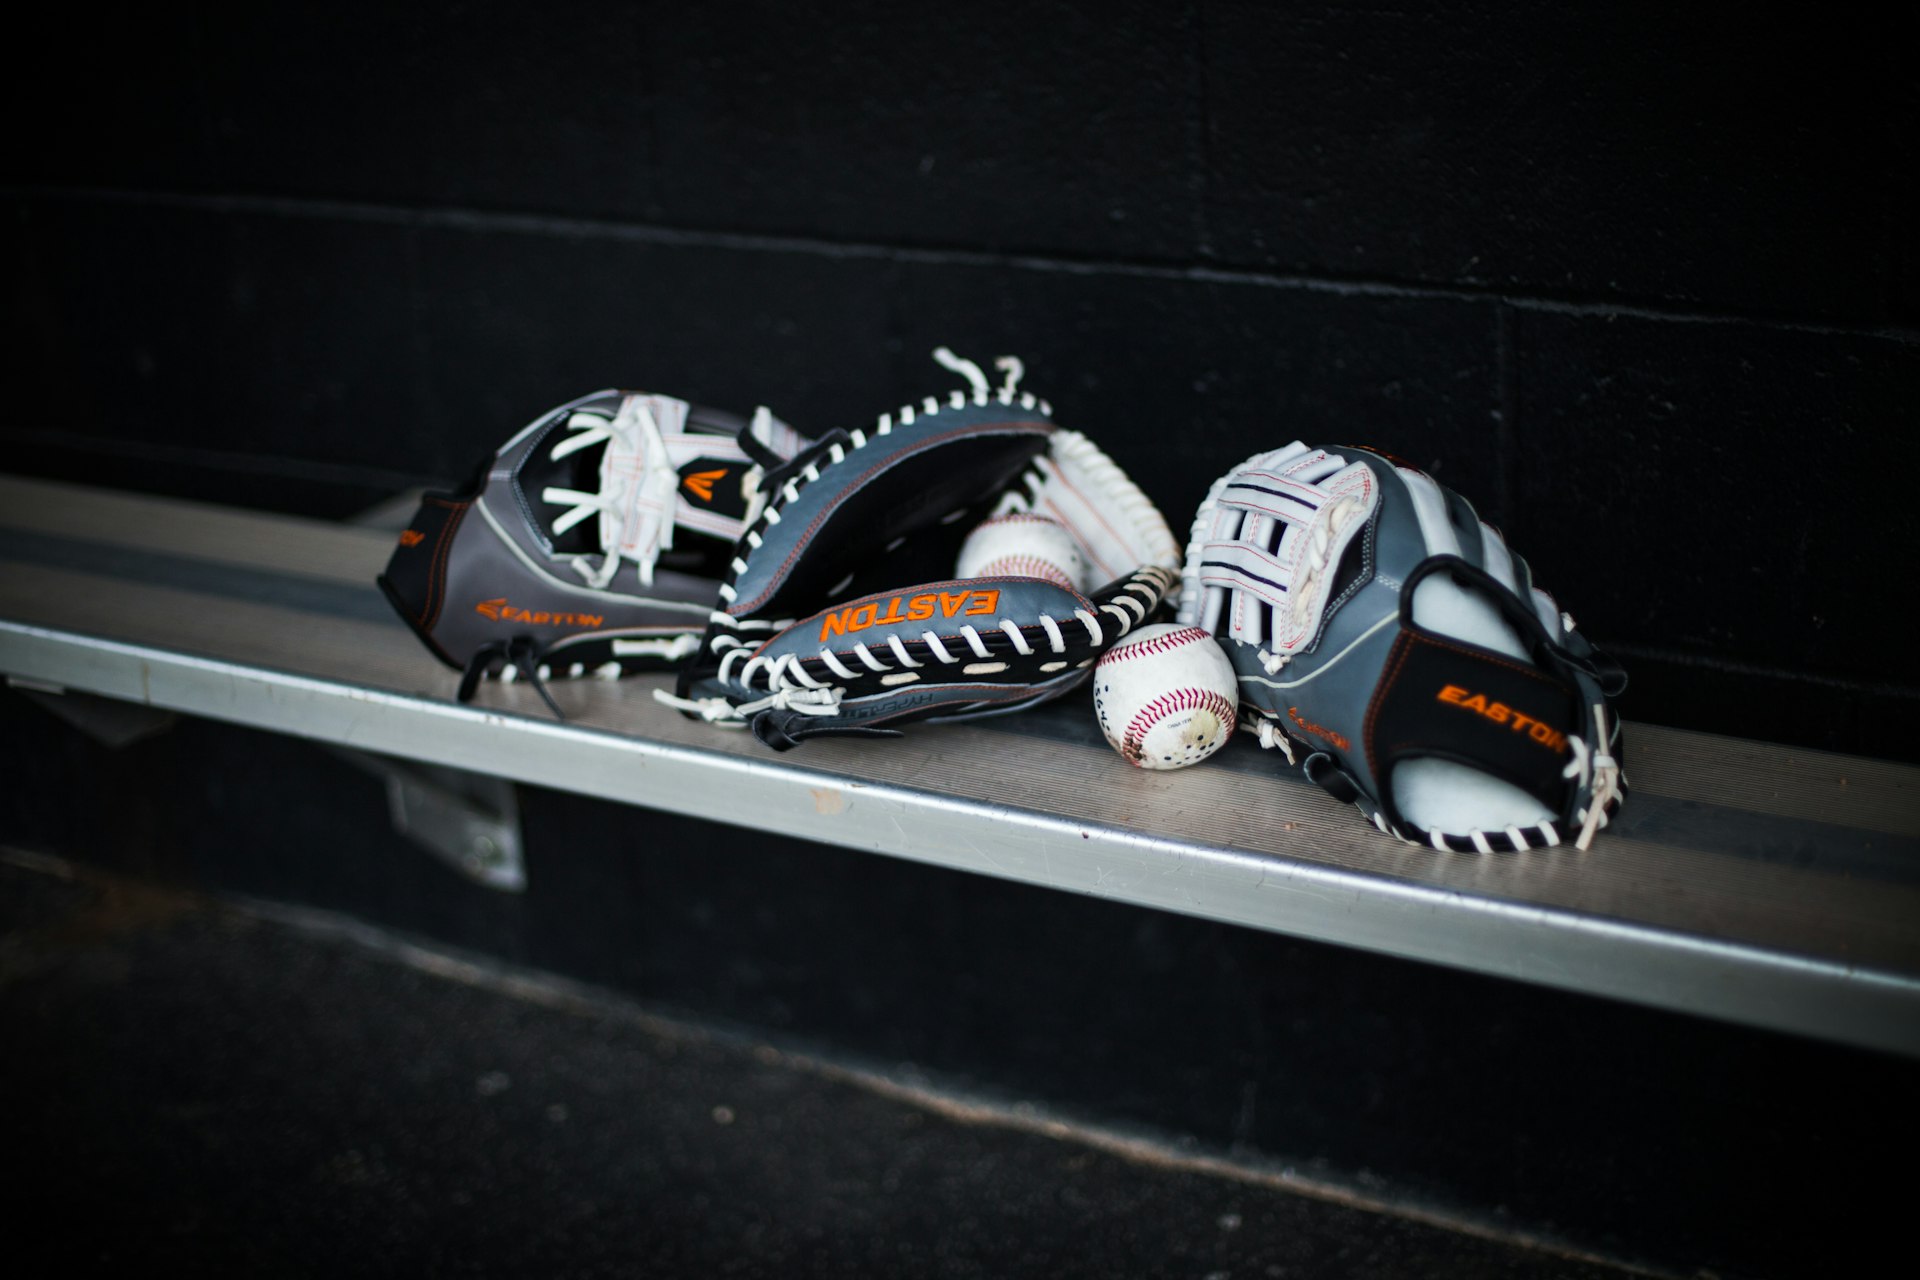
[1287,706,1350,752]
[473,597,607,630]
[1435,684,1567,753]
[822,594,938,642]
[964,590,999,616]
[939,592,970,617]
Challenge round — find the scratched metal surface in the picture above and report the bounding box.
[2,474,1917,1055]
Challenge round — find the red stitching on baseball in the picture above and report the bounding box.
[975,554,1074,588]
[1096,626,1213,667]
[1120,688,1236,763]
[975,514,1062,530]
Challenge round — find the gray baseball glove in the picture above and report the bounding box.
[1179,442,1627,851]
[661,349,1181,749]
[379,388,810,713]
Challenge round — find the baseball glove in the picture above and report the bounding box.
[379,388,811,714]
[660,349,1182,749]
[1179,442,1628,851]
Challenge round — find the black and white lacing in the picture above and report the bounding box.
[657,348,1185,729]
[710,349,1051,613]
[540,395,792,589]
[657,567,1172,725]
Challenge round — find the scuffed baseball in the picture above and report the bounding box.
[955,513,1088,592]
[1093,623,1239,770]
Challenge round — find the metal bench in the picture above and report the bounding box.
[3,472,1914,1058]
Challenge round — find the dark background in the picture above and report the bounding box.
[5,6,1916,1277]
[6,1,1915,759]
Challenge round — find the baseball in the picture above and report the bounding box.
[1093,624,1239,770]
[954,513,1088,591]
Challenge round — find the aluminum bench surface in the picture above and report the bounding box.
[2,473,1915,1057]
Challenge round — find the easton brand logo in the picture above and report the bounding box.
[397,529,425,547]
[1436,685,1567,752]
[1287,706,1350,751]
[474,597,605,628]
[682,468,728,502]
[820,589,1002,642]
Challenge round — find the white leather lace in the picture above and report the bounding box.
[541,395,679,588]
[1565,702,1624,851]
[540,397,790,590]
[663,349,1184,729]
[661,569,1171,725]
[715,350,1050,616]
[655,682,846,725]
[1250,716,1297,765]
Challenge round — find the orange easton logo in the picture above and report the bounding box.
[820,589,1001,642]
[397,529,425,547]
[682,468,727,502]
[474,597,605,628]
[1287,706,1350,751]
[1436,684,1566,752]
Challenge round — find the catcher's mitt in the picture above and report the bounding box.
[660,349,1181,749]
[1179,442,1627,851]
[379,389,810,714]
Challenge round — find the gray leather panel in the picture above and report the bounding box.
[729,406,1051,617]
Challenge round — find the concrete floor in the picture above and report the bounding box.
[0,849,1648,1279]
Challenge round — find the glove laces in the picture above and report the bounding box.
[542,395,682,589]
[458,636,566,719]
[933,346,1027,400]
[653,684,845,723]
[1251,716,1298,765]
[1563,702,1623,851]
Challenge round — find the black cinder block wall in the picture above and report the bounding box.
[8,9,1919,1276]
[6,3,1915,759]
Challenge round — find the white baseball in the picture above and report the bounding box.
[1093,623,1239,770]
[954,513,1088,591]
